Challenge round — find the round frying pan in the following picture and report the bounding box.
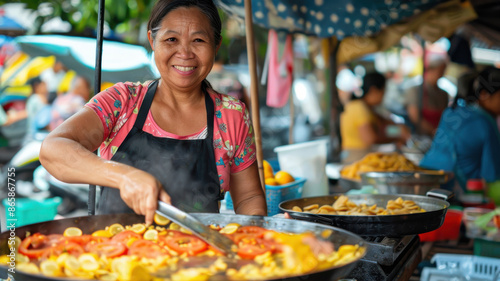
[279,192,451,237]
[0,213,366,281]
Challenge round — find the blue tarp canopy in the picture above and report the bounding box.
[0,15,26,36]
[216,0,450,38]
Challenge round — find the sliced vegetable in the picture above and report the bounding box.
[161,233,207,255]
[86,241,126,258]
[128,239,169,259]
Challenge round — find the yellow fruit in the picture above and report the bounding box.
[40,260,62,276]
[263,160,274,179]
[17,262,40,274]
[219,223,240,234]
[63,256,81,272]
[130,224,147,234]
[143,229,158,241]
[169,223,181,230]
[265,178,279,186]
[274,171,295,185]
[78,254,100,272]
[154,213,171,226]
[108,224,125,236]
[63,227,82,237]
[92,230,112,238]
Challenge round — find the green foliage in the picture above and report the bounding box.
[11,0,156,44]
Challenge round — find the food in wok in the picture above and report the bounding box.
[340,152,421,181]
[1,217,365,281]
[291,195,426,215]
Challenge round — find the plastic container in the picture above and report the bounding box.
[419,209,463,242]
[274,139,328,197]
[463,207,493,238]
[225,178,306,216]
[2,197,62,227]
[421,253,500,281]
[474,238,500,258]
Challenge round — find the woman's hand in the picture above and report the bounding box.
[118,168,171,225]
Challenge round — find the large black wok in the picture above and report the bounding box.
[279,193,450,237]
[0,213,366,281]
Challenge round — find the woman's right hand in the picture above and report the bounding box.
[118,168,171,225]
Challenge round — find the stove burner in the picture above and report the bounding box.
[347,235,422,281]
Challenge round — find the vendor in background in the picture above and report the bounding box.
[420,68,500,200]
[40,0,266,225]
[340,72,410,163]
[403,53,449,136]
[207,52,251,110]
[49,76,91,131]
[25,77,49,141]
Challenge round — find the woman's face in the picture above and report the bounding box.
[148,7,219,92]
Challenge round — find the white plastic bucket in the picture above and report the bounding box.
[274,139,329,197]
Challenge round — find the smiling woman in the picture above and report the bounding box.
[39,0,267,224]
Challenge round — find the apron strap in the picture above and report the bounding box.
[133,80,158,130]
[204,90,214,139]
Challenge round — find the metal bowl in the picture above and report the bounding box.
[360,171,454,195]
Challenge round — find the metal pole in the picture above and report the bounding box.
[329,38,341,162]
[88,0,105,216]
[244,0,265,191]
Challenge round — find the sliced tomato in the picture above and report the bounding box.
[65,235,109,246]
[111,231,142,245]
[87,241,126,258]
[237,238,277,259]
[161,233,208,255]
[40,242,84,259]
[235,226,268,238]
[62,242,85,256]
[45,234,65,246]
[128,239,168,259]
[19,234,50,259]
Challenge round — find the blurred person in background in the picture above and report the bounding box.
[49,76,91,131]
[25,77,49,141]
[207,52,251,109]
[403,53,449,136]
[340,72,410,163]
[40,60,67,101]
[420,68,500,198]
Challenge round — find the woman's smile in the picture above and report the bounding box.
[173,65,197,74]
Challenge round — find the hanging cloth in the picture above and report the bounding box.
[266,29,293,108]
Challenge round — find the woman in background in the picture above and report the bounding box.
[420,67,500,200]
[340,72,410,163]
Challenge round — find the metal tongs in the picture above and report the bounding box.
[156,201,236,258]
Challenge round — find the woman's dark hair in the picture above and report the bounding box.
[474,66,500,95]
[456,67,500,106]
[28,76,43,92]
[452,71,477,108]
[148,0,221,46]
[352,72,386,100]
[147,0,221,92]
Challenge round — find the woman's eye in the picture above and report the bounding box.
[194,38,205,42]
[165,37,176,42]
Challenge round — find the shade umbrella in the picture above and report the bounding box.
[216,0,450,39]
[0,13,26,36]
[14,35,157,85]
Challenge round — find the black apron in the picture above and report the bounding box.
[97,80,223,214]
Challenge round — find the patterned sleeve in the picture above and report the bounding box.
[84,83,131,142]
[229,100,256,174]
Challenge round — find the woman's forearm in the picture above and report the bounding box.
[40,136,136,188]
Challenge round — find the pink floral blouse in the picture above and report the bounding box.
[85,81,256,192]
